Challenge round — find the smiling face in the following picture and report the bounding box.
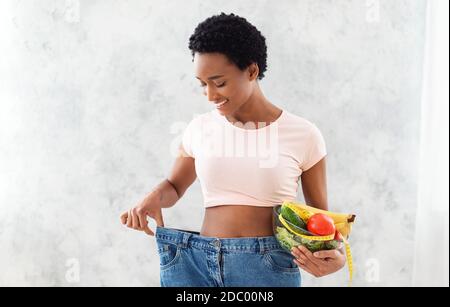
[194,52,259,115]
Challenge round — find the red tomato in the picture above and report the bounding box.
[306,213,336,236]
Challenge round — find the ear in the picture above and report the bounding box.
[248,63,259,81]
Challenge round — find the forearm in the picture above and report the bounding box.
[147,179,181,208]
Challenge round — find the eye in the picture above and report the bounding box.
[199,82,226,88]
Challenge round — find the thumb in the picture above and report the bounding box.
[153,208,164,227]
[313,250,338,259]
[143,225,154,236]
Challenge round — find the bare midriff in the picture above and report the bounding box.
[200,205,275,238]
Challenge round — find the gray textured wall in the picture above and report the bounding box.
[0,0,426,286]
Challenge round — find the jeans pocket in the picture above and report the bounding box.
[263,249,299,274]
[157,243,181,270]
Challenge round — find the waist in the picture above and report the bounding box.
[155,226,280,251]
[200,205,275,238]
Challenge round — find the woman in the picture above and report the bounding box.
[121,13,346,287]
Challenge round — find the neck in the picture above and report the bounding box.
[227,84,281,124]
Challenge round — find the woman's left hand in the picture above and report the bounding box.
[291,245,346,277]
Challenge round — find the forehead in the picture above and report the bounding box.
[194,52,236,77]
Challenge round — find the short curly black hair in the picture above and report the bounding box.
[188,12,268,80]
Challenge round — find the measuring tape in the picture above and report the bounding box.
[278,214,354,285]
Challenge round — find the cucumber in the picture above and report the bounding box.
[324,240,340,250]
[281,205,307,229]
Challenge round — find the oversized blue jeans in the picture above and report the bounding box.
[155,227,301,287]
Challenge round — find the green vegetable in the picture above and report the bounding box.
[281,205,307,229]
[275,226,329,253]
[274,206,339,253]
[275,227,299,251]
[304,240,325,252]
[323,240,340,250]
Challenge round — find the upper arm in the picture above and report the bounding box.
[167,144,197,198]
[300,157,328,210]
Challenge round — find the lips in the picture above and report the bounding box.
[215,99,229,108]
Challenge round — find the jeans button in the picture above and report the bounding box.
[212,239,221,248]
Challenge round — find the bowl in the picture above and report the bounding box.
[272,205,342,253]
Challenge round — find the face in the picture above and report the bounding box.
[194,52,258,115]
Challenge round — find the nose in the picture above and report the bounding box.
[203,85,220,102]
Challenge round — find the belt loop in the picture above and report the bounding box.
[181,232,192,248]
[258,238,266,254]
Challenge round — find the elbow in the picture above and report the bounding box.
[166,179,184,199]
[305,195,328,211]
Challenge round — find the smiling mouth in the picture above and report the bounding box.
[215,99,229,108]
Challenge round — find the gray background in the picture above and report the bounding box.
[0,0,426,286]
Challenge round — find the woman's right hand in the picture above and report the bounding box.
[120,195,164,236]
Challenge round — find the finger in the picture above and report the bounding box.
[131,209,140,229]
[143,225,154,236]
[137,210,148,230]
[291,245,303,257]
[293,255,305,265]
[291,246,303,258]
[296,249,321,273]
[297,262,314,276]
[120,211,128,225]
[299,246,322,266]
[137,210,154,236]
[313,249,340,260]
[302,262,321,277]
[298,252,318,270]
[291,247,309,263]
[154,209,164,227]
[293,259,302,267]
[294,259,306,268]
[296,262,317,277]
[126,209,133,227]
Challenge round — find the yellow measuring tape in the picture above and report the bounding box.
[279,214,353,286]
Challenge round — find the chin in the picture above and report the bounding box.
[216,104,231,115]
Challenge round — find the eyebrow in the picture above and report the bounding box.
[196,75,225,81]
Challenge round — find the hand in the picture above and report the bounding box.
[291,245,346,277]
[120,194,164,236]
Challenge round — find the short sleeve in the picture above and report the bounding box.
[181,119,195,158]
[301,124,327,171]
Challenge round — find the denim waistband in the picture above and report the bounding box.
[155,227,281,253]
